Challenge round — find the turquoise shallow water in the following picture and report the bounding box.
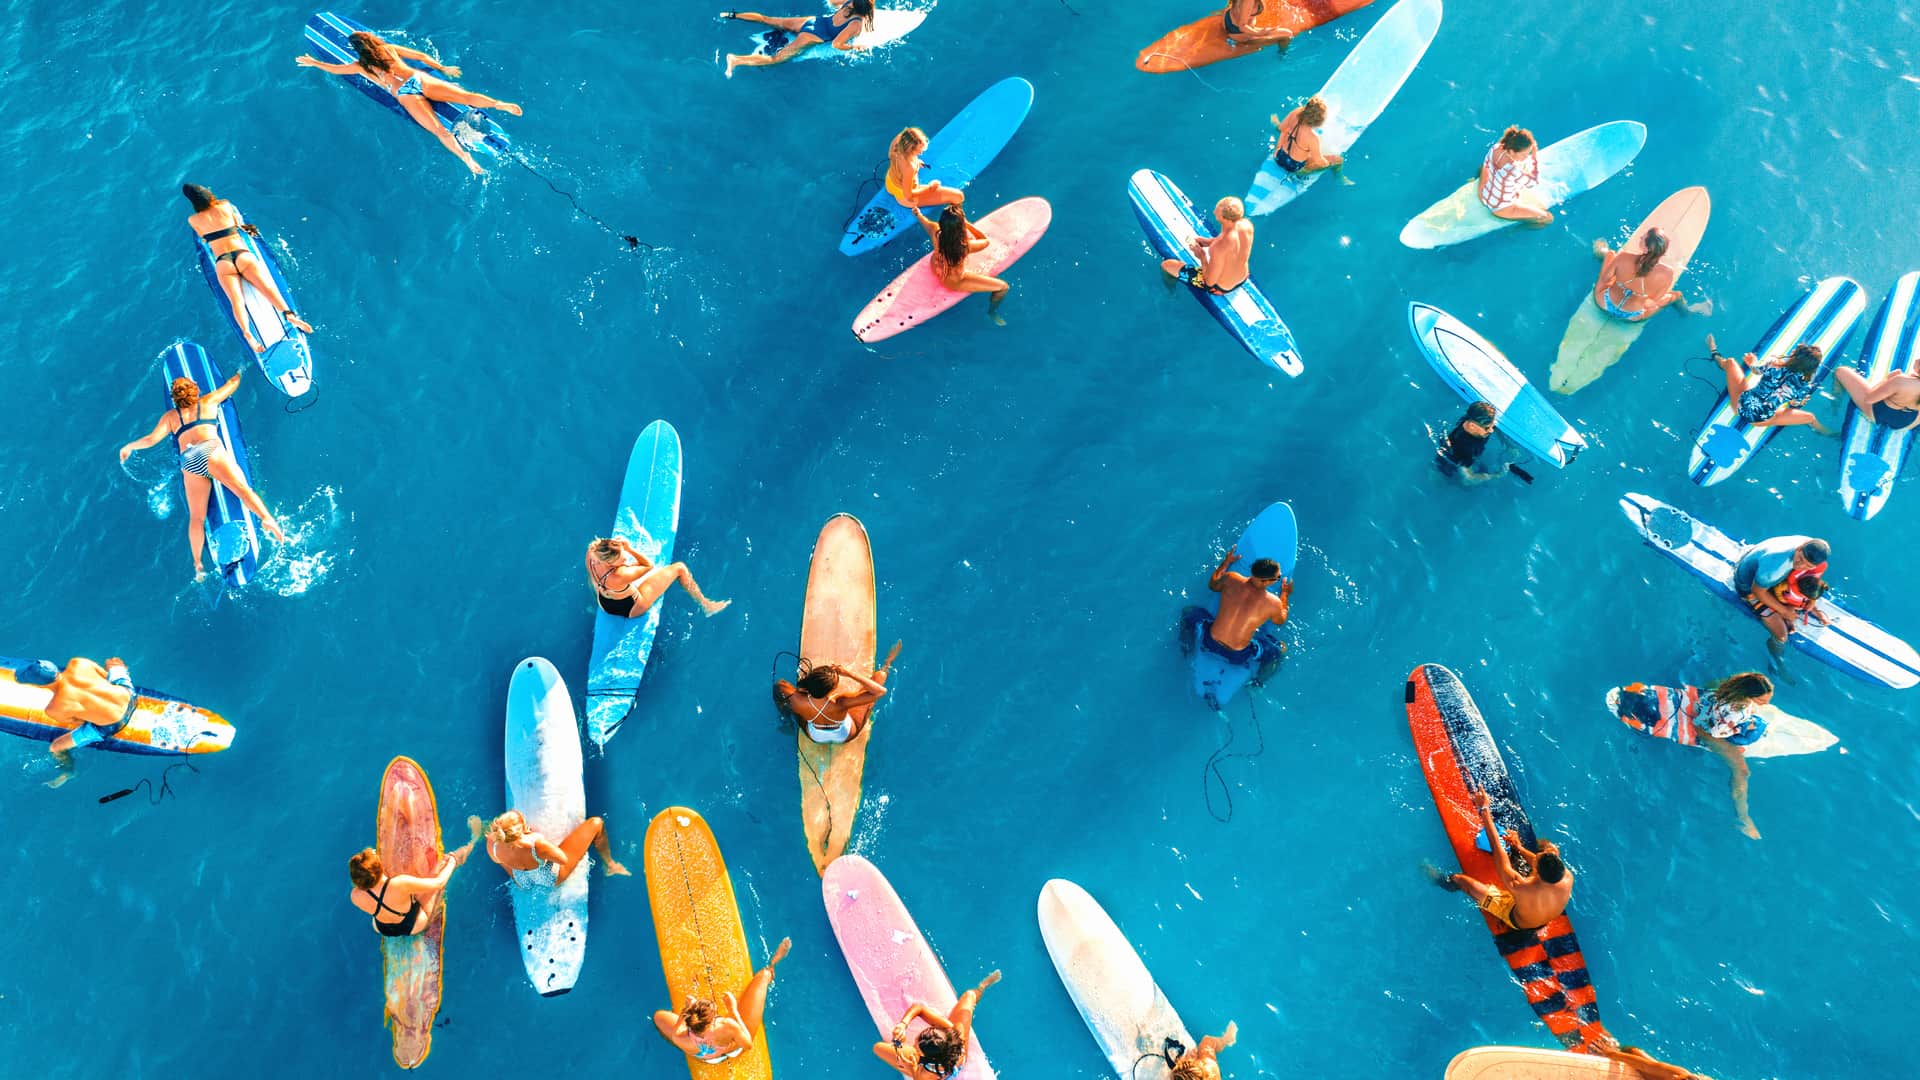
[3,1,1919,1077]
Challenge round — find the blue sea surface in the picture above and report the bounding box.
[2,1,1918,1077]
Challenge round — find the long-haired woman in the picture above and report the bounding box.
[722,1,876,76]
[775,641,900,745]
[182,184,313,353]
[912,205,1010,323]
[1478,126,1551,224]
[296,30,522,175]
[1590,226,1692,322]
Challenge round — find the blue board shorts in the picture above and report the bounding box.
[1181,607,1281,668]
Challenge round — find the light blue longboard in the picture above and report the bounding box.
[1408,303,1585,469]
[161,342,261,588]
[1191,502,1297,710]
[585,420,682,747]
[839,77,1034,256]
[504,657,591,996]
[1620,492,1920,690]
[1129,169,1303,378]
[1838,271,1920,520]
[1245,0,1442,216]
[1687,277,1865,486]
[1399,121,1649,249]
[304,12,512,159]
[193,216,315,407]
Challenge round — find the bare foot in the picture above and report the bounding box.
[246,335,266,354]
[725,55,742,77]
[972,970,1002,996]
[1684,298,1714,317]
[1704,333,1718,354]
[702,597,732,616]
[1591,237,1613,259]
[193,565,206,582]
[261,517,288,544]
[498,102,523,117]
[1740,822,1761,840]
[768,937,793,969]
[883,640,903,667]
[285,312,314,334]
[603,856,632,877]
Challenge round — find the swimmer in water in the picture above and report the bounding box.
[297,30,522,175]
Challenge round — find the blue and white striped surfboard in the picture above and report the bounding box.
[192,213,314,404]
[1686,276,1865,487]
[585,421,683,748]
[161,342,261,587]
[303,11,512,159]
[1837,271,1920,521]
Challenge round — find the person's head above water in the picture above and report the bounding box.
[1498,126,1535,152]
[181,183,219,212]
[1248,558,1281,584]
[171,377,201,410]
[348,848,386,889]
[1633,228,1669,276]
[1463,400,1498,429]
[890,127,928,160]
[678,996,718,1035]
[1781,343,1823,379]
[1213,196,1245,224]
[348,30,401,72]
[1712,671,1774,707]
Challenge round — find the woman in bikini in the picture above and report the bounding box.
[1268,97,1341,177]
[874,970,1000,1078]
[118,371,287,579]
[652,937,793,1066]
[723,1,875,76]
[775,641,901,745]
[585,536,730,619]
[1834,363,1920,432]
[471,810,629,886]
[912,204,1011,324]
[1166,1023,1239,1080]
[296,30,522,175]
[1590,227,1694,322]
[182,184,313,354]
[1478,126,1552,225]
[346,827,477,938]
[1223,1,1294,49]
[1706,335,1830,431]
[885,127,963,209]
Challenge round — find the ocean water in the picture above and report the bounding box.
[2,1,1917,1077]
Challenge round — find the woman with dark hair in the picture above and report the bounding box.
[296,30,522,175]
[1268,97,1341,176]
[1478,126,1551,224]
[886,126,963,209]
[182,184,313,353]
[874,970,1000,1078]
[118,371,287,578]
[1223,0,1293,48]
[1616,673,1775,838]
[584,536,730,619]
[652,938,792,1065]
[1708,335,1830,430]
[775,641,900,744]
[345,827,477,937]
[722,0,876,76]
[1590,226,1691,321]
[911,204,1011,323]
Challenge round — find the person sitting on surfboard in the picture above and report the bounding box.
[1834,363,1920,431]
[1752,571,1830,635]
[912,204,1011,324]
[1267,98,1341,177]
[346,826,478,938]
[20,657,137,789]
[1223,1,1294,49]
[1589,227,1700,322]
[652,937,792,1065]
[873,969,1000,1078]
[775,641,901,745]
[1182,548,1291,682]
[1162,1022,1238,1079]
[1708,335,1831,433]
[181,184,314,353]
[1159,196,1253,296]
[585,536,731,619]
[885,127,963,210]
[296,31,522,176]
[722,1,875,77]
[1478,127,1552,225]
[471,809,631,886]
[1616,673,1774,839]
[1434,400,1529,485]
[1431,788,1573,932]
[1732,534,1829,656]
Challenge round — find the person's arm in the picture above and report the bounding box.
[1592,256,1621,304]
[1802,599,1829,627]
[1267,579,1292,626]
[912,207,939,244]
[1503,828,1539,864]
[295,55,365,76]
[833,23,863,51]
[203,370,244,407]
[119,416,174,462]
[1208,547,1239,592]
[1474,790,1522,885]
[390,44,459,76]
[532,837,568,864]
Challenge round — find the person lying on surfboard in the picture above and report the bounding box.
[1435,401,1530,485]
[1478,126,1552,225]
[1161,1021,1238,1079]
[1159,196,1253,296]
[1708,336,1832,433]
[296,30,522,176]
[886,127,964,210]
[20,657,137,789]
[651,937,792,1065]
[1834,363,1920,432]
[470,809,630,885]
[1182,547,1291,684]
[585,536,730,619]
[1223,1,1294,49]
[1616,673,1775,839]
[722,1,874,77]
[873,969,1000,1078]
[1730,534,1830,659]
[912,205,1011,324]
[182,184,315,353]
[1268,98,1341,177]
[1430,788,1573,932]
[346,826,478,938]
[1589,227,1707,321]
[775,641,902,745]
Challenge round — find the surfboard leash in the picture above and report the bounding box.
[98,754,198,806]
[504,152,658,254]
[1201,693,1267,824]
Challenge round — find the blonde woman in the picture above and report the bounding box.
[296,30,522,175]
[585,536,730,619]
[471,810,629,886]
[885,127,963,209]
[653,937,792,1065]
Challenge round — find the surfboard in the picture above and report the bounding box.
[796,514,877,874]
[585,420,683,748]
[1128,168,1304,378]
[1135,0,1377,73]
[160,342,261,587]
[643,807,774,1080]
[192,216,315,405]
[1685,276,1866,486]
[823,854,995,1079]
[1191,502,1296,711]
[304,12,512,159]
[1837,270,1920,520]
[1243,0,1442,216]
[504,657,590,996]
[1550,186,1712,395]
[1408,303,1586,469]
[1038,878,1194,1080]
[839,77,1035,257]
[376,755,445,1070]
[750,8,926,63]
[853,198,1052,341]
[1405,664,1614,1053]
[1605,685,1838,759]
[0,655,234,756]
[1399,122,1649,250]
[1619,492,1920,689]
[1445,1046,1660,1079]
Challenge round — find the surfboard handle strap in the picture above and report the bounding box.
[98,754,198,806]
[504,153,655,253]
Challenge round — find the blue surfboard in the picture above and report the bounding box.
[1837,271,1920,521]
[1400,121,1649,249]
[303,11,512,159]
[840,77,1034,256]
[1129,169,1304,378]
[1191,502,1298,710]
[192,216,315,406]
[585,421,683,748]
[1408,303,1585,469]
[161,342,260,588]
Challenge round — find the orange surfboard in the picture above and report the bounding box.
[376,756,446,1069]
[1446,1046,1664,1079]
[1136,0,1377,73]
[795,514,877,874]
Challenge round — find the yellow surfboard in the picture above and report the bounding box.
[644,807,773,1080]
[376,756,445,1070]
[794,514,877,874]
[1445,1046,1666,1079]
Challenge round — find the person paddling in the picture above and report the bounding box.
[1429,788,1573,932]
[20,657,139,788]
[1182,547,1290,688]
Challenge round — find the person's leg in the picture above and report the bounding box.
[396,96,486,175]
[1703,738,1759,839]
[652,1009,683,1041]
[1160,257,1190,278]
[214,265,265,352]
[1717,353,1750,402]
[955,272,1009,295]
[727,34,818,74]
[944,970,1001,1041]
[725,12,810,29]
[733,937,793,1031]
[628,561,730,616]
[206,456,287,542]
[233,253,314,333]
[553,816,630,883]
[1754,407,1819,431]
[418,75,521,116]
[1833,366,1876,411]
[183,471,211,576]
[913,186,964,208]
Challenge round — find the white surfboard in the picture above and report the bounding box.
[504,657,590,996]
[1038,879,1195,1079]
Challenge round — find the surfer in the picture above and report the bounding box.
[1731,534,1829,653]
[722,1,875,76]
[873,969,1001,1078]
[1223,1,1294,48]
[471,809,631,885]
[346,824,479,938]
[775,641,902,745]
[1430,788,1573,931]
[585,536,731,619]
[1160,196,1253,295]
[296,30,522,176]
[1181,546,1291,685]
[652,936,792,1065]
[1478,126,1552,225]
[911,205,1010,324]
[181,184,315,353]
[1435,401,1530,485]
[19,657,138,789]
[1267,98,1341,177]
[1616,674,1775,839]
[1833,363,1920,432]
[1163,1022,1239,1079]
[119,370,288,578]
[1707,334,1831,432]
[885,127,963,209]
[1589,227,1705,321]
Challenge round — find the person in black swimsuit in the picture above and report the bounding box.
[1435,401,1530,485]
[182,184,314,354]
[1222,0,1294,48]
[584,536,730,619]
[347,836,474,937]
[1268,97,1341,176]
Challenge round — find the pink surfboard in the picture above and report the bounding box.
[852,197,1052,343]
[822,855,996,1079]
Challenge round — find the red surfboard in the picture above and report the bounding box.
[1135,0,1377,74]
[1406,664,1614,1054]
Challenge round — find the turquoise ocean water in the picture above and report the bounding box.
[2,1,1917,1076]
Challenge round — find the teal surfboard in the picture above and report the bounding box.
[1190,502,1296,710]
[1399,121,1648,249]
[585,421,682,747]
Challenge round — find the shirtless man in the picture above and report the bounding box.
[1834,364,1920,432]
[1181,547,1292,688]
[1161,196,1253,296]
[1432,788,1573,933]
[17,657,141,788]
[1222,0,1294,49]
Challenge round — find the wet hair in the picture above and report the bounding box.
[1249,558,1281,581]
[890,127,928,159]
[773,662,844,716]
[680,998,717,1035]
[1498,126,1535,152]
[1711,672,1773,707]
[934,206,972,268]
[589,537,622,562]
[1633,228,1668,277]
[181,183,218,212]
[1298,96,1328,127]
[1466,400,1499,426]
[1782,343,1823,378]
[848,0,876,18]
[348,848,384,889]
[1534,852,1567,884]
[170,377,201,409]
[914,1026,964,1075]
[1799,538,1830,564]
[1214,196,1245,223]
[348,30,400,72]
